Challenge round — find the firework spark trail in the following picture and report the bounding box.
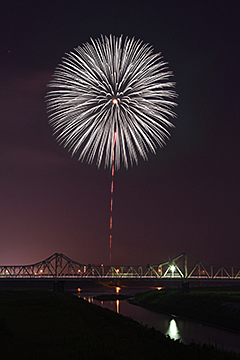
[46,35,177,171]
[46,35,177,263]
[109,131,117,262]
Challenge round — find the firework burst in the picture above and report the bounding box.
[46,35,177,170]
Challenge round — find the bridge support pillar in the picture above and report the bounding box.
[182,281,189,293]
[53,280,65,293]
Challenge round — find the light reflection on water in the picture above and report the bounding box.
[166,318,180,340]
[77,289,240,353]
[79,295,184,341]
[116,299,120,314]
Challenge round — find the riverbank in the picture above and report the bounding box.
[0,289,239,359]
[133,287,240,332]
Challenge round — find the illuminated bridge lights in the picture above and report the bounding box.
[0,253,240,281]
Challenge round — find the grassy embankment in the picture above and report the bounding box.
[0,289,239,360]
[133,287,240,331]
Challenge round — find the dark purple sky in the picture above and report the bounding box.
[1,1,239,266]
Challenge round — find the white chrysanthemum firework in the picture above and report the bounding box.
[46,35,177,170]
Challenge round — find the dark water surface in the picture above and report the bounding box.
[76,287,240,354]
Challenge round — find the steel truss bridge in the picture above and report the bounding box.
[0,252,240,283]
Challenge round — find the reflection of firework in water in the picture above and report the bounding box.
[46,35,177,261]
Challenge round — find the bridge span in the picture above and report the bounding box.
[0,252,240,291]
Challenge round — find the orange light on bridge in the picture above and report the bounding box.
[116,287,121,294]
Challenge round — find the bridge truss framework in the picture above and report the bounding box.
[0,252,240,282]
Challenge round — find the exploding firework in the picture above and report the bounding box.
[46,35,177,170]
[46,35,177,262]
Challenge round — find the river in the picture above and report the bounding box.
[75,286,240,354]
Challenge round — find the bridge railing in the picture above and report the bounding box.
[0,252,240,280]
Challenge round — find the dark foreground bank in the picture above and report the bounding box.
[0,289,239,360]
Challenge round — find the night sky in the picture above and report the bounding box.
[1,1,240,266]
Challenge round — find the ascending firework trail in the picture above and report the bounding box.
[109,131,117,262]
[46,35,177,262]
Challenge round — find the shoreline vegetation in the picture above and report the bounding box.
[0,289,239,359]
[132,287,240,333]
